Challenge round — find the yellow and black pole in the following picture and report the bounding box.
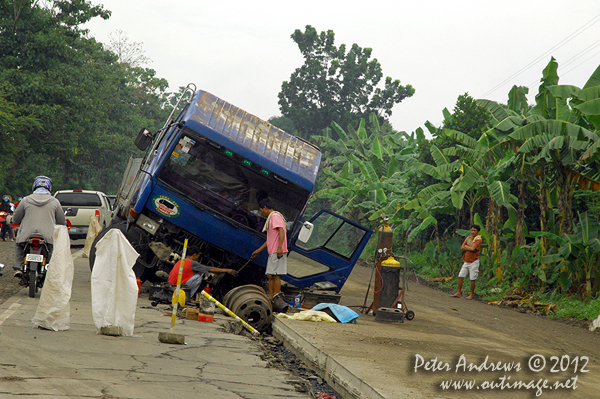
[200,290,260,337]
[158,239,189,344]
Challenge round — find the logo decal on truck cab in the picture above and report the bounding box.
[153,196,179,217]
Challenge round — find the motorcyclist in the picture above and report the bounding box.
[0,195,14,241]
[13,176,66,277]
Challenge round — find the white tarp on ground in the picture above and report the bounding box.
[91,229,139,336]
[31,225,73,331]
[82,214,102,258]
[277,310,337,323]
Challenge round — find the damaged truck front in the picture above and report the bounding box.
[98,87,373,305]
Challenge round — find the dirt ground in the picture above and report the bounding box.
[0,240,22,304]
[309,262,600,397]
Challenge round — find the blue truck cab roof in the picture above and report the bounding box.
[181,90,321,193]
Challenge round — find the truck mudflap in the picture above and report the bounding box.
[286,210,373,293]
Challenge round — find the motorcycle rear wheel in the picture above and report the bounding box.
[28,268,37,298]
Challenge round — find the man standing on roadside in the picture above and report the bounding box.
[451,224,482,300]
[251,199,288,301]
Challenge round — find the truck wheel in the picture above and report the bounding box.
[89,222,154,283]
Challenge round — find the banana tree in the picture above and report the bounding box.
[517,58,600,235]
[475,59,600,239]
[313,114,419,227]
[543,212,600,297]
[442,127,517,278]
[404,143,460,248]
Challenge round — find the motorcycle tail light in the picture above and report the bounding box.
[31,238,42,246]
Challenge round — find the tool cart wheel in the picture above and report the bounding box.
[405,310,415,320]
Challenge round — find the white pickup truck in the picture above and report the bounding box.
[54,190,113,240]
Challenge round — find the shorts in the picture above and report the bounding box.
[458,259,480,280]
[266,253,287,276]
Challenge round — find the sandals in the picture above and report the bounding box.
[450,294,461,298]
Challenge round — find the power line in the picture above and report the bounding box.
[526,39,600,89]
[479,13,600,98]
[561,38,600,68]
[562,49,600,77]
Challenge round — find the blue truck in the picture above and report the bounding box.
[101,86,372,303]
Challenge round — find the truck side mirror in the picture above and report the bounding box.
[298,221,314,243]
[134,128,153,151]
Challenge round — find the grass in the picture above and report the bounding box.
[544,295,600,320]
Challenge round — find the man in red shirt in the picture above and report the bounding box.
[451,224,482,300]
[169,245,237,298]
[251,199,288,300]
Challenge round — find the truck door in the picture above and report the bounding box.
[286,210,373,291]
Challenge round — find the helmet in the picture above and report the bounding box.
[32,176,52,192]
[2,195,8,202]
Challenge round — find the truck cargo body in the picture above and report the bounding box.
[112,89,372,299]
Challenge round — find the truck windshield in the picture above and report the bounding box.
[157,132,310,233]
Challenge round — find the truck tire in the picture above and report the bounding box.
[88,221,155,283]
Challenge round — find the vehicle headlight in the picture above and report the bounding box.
[138,214,159,235]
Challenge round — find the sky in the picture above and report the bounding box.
[84,0,600,136]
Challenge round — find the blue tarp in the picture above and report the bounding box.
[311,303,359,323]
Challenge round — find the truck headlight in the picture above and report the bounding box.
[138,214,159,235]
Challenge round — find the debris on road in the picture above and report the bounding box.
[488,289,558,314]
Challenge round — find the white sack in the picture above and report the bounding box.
[31,225,74,331]
[82,214,102,258]
[590,314,600,332]
[91,229,139,336]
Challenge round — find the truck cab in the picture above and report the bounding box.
[107,88,372,300]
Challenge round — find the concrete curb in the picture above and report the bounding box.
[272,318,386,399]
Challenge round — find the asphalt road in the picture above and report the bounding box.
[0,241,312,399]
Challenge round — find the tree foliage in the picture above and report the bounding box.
[312,57,600,298]
[278,25,415,140]
[0,0,171,196]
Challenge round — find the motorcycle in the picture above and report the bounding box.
[22,234,50,298]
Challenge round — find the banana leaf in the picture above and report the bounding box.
[477,99,509,121]
[583,63,600,89]
[330,121,349,141]
[408,216,437,242]
[547,84,580,99]
[430,144,449,166]
[473,213,492,244]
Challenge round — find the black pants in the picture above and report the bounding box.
[1,220,13,240]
